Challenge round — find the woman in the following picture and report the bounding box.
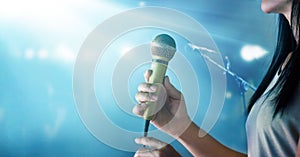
[133,0,300,156]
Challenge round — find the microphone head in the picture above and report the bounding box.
[151,34,176,62]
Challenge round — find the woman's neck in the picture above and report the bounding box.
[282,1,298,42]
[282,2,292,25]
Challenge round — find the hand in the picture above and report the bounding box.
[133,70,192,137]
[134,137,181,157]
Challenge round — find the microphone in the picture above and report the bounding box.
[143,34,176,137]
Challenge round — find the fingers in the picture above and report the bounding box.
[135,83,166,118]
[134,147,148,157]
[135,137,166,149]
[144,70,153,83]
[134,147,159,157]
[135,92,158,102]
[136,82,158,102]
[138,83,157,93]
[143,70,181,100]
[163,76,181,99]
[132,103,147,117]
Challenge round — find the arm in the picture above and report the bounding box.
[178,122,246,157]
[134,123,247,157]
[134,70,247,157]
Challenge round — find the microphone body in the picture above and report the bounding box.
[143,59,168,120]
[143,34,176,120]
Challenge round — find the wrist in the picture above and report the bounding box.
[178,122,203,143]
[163,117,192,139]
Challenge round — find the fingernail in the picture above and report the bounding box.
[150,85,156,92]
[135,138,140,143]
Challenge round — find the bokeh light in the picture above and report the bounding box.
[241,45,268,62]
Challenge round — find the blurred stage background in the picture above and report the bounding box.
[0,0,277,156]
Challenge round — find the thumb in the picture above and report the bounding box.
[163,76,181,99]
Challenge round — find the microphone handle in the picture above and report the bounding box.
[143,61,167,120]
[143,60,167,138]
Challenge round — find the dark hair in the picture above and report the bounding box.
[248,0,300,116]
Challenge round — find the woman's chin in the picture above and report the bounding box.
[261,4,273,14]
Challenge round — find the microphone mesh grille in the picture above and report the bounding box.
[151,34,176,61]
[151,43,176,61]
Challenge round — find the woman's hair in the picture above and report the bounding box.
[248,0,300,116]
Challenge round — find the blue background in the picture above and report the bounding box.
[0,0,277,156]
